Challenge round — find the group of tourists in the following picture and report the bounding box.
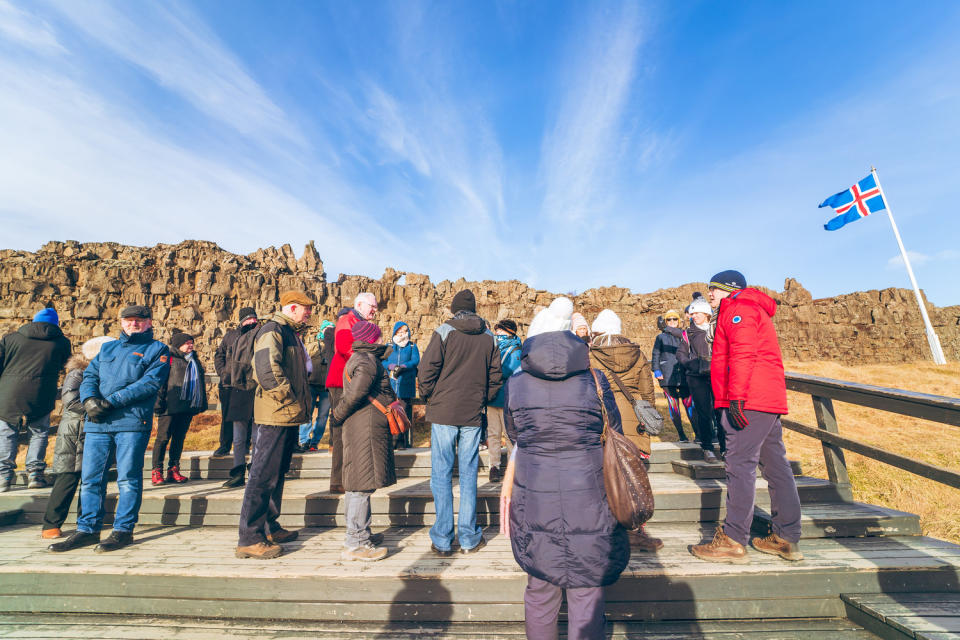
[0,267,803,639]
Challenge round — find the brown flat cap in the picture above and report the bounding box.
[279,290,316,307]
[119,305,152,319]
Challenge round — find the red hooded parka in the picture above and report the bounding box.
[711,288,788,415]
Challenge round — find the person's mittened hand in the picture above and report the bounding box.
[83,398,107,423]
[728,400,749,430]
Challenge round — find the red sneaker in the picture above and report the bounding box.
[166,466,188,483]
[151,468,165,485]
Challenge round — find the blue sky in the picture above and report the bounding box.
[1,1,959,304]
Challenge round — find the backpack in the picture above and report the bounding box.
[230,325,261,392]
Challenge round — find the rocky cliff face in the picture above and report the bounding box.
[1,240,957,366]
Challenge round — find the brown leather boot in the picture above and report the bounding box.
[690,527,749,564]
[751,532,803,561]
[41,528,62,539]
[235,541,282,559]
[629,526,664,552]
[267,528,299,544]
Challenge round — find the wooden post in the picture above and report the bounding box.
[812,395,854,501]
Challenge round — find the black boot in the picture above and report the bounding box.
[48,531,100,552]
[222,465,245,488]
[94,530,133,553]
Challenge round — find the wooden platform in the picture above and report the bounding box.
[842,593,960,640]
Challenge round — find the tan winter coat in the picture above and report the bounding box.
[589,335,656,455]
[251,312,313,426]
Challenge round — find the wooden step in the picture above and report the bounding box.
[0,612,885,639]
[146,441,709,480]
[753,503,922,539]
[672,459,804,480]
[842,592,960,639]
[0,523,957,623]
[0,474,852,528]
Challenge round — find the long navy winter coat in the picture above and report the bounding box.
[504,330,630,588]
[652,330,686,388]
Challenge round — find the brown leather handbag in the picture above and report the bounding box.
[591,369,655,530]
[343,371,411,436]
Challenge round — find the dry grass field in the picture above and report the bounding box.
[20,360,960,543]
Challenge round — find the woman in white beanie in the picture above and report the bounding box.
[588,309,663,553]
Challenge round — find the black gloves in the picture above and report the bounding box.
[728,400,749,430]
[656,315,666,331]
[83,398,113,423]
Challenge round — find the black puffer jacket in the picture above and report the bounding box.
[0,322,71,424]
[417,311,503,427]
[53,363,86,474]
[651,330,686,388]
[332,342,397,492]
[155,348,208,416]
[676,323,712,377]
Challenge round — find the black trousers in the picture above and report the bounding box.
[42,471,81,530]
[327,387,344,489]
[152,413,192,470]
[394,398,413,448]
[237,424,297,546]
[218,385,233,451]
[687,375,722,453]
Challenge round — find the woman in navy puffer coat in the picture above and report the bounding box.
[504,327,629,640]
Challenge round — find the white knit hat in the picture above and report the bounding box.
[527,297,574,338]
[688,298,712,316]
[590,309,622,336]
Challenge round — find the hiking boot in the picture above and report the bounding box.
[236,541,283,559]
[461,536,487,554]
[341,542,387,562]
[49,531,100,552]
[222,466,245,488]
[629,527,664,552]
[488,466,501,483]
[212,447,230,457]
[166,466,188,483]
[703,450,718,464]
[751,532,804,562]
[431,543,454,557]
[95,530,134,553]
[151,468,165,486]
[329,484,345,494]
[294,444,308,454]
[307,446,319,452]
[690,527,749,564]
[41,527,62,539]
[267,528,299,544]
[28,474,48,489]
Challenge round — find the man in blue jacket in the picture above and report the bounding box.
[50,305,169,553]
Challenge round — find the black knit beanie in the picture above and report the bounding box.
[450,289,476,314]
[709,270,747,292]
[170,330,195,349]
[238,306,257,323]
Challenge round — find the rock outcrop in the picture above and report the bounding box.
[1,240,957,366]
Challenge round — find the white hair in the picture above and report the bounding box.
[354,292,377,308]
[527,297,574,338]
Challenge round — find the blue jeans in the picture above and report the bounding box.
[298,389,330,446]
[429,423,483,551]
[0,415,51,481]
[77,431,150,534]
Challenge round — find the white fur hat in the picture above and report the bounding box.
[527,297,574,338]
[81,336,116,360]
[591,309,622,336]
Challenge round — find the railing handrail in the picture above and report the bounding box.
[785,371,960,427]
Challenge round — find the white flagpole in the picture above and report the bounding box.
[871,167,947,365]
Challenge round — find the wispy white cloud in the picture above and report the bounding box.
[887,250,960,270]
[538,4,643,227]
[43,0,303,148]
[0,0,65,53]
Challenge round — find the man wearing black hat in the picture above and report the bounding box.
[418,289,503,556]
[50,304,170,553]
[213,307,259,458]
[691,270,803,564]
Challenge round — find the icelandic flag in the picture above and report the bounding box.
[819,173,887,231]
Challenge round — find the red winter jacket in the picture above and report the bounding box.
[325,309,363,389]
[711,288,788,415]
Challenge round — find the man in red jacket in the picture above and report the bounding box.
[691,270,803,564]
[325,292,378,493]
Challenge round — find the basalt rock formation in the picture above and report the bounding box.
[1,240,957,366]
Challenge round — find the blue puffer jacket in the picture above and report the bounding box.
[504,330,629,588]
[79,329,170,434]
[489,334,522,408]
[383,322,420,399]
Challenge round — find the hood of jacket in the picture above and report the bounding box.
[18,322,65,341]
[590,340,644,374]
[727,288,777,317]
[497,334,522,354]
[521,331,589,381]
[447,311,487,335]
[352,341,388,359]
[392,321,409,336]
[270,311,306,333]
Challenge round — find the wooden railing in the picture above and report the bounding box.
[783,372,960,499]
